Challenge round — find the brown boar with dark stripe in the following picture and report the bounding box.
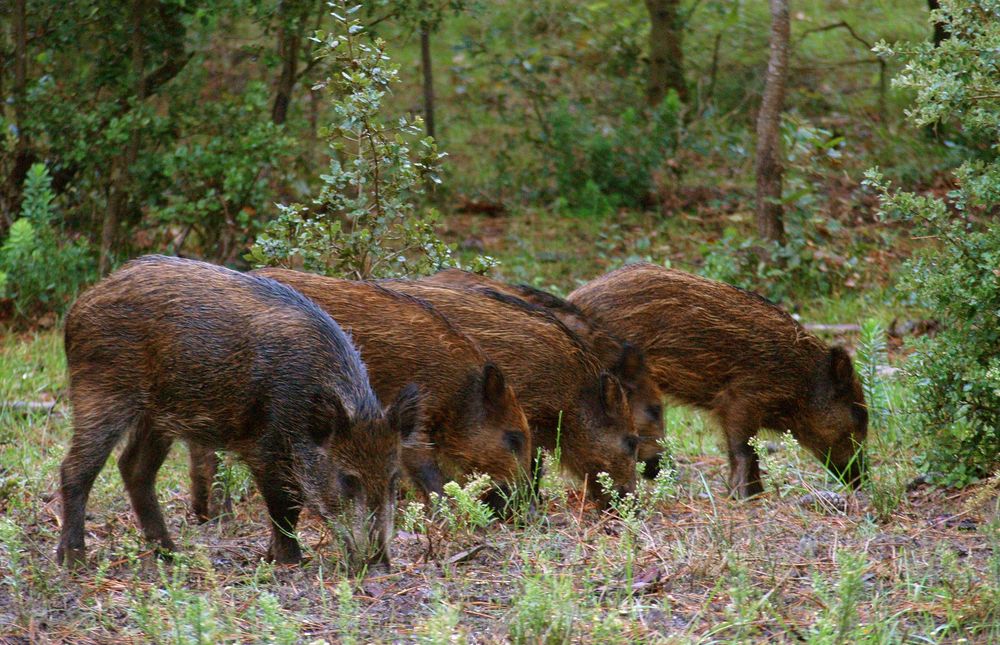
[384,280,640,506]
[58,255,423,568]
[568,263,868,498]
[421,269,667,478]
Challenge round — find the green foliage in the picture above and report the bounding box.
[866,0,1000,485]
[508,568,578,644]
[431,474,495,534]
[808,549,869,644]
[152,81,295,258]
[699,118,865,303]
[0,164,93,323]
[545,94,681,212]
[249,2,493,278]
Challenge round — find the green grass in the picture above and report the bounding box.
[0,318,997,642]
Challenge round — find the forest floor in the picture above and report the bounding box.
[0,209,998,643]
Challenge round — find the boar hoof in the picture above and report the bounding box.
[57,544,87,569]
[728,480,765,499]
[266,542,303,565]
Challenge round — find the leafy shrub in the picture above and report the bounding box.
[0,164,93,323]
[699,118,864,303]
[545,93,681,211]
[152,81,295,260]
[248,2,493,279]
[865,0,1000,485]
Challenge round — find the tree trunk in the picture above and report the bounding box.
[754,0,789,244]
[644,0,687,105]
[271,2,303,125]
[927,1,950,47]
[101,0,145,275]
[4,0,31,228]
[420,25,436,139]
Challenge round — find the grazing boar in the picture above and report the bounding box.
[385,280,640,506]
[421,269,667,478]
[568,263,868,498]
[190,269,532,515]
[58,255,423,568]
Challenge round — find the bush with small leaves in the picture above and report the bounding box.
[247,2,494,279]
[866,0,1000,485]
[0,163,94,323]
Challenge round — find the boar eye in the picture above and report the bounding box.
[504,431,526,455]
[339,473,361,498]
[624,435,640,457]
[647,404,663,420]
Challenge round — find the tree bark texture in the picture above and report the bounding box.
[754,0,789,244]
[420,25,436,139]
[101,0,146,275]
[271,1,304,125]
[644,0,687,105]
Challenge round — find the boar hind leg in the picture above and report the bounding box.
[717,405,764,499]
[188,444,221,523]
[250,463,303,564]
[118,421,176,554]
[58,403,138,567]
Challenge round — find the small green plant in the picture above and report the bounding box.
[0,163,93,323]
[212,452,253,516]
[399,499,429,535]
[0,517,25,623]
[808,549,869,644]
[508,568,579,644]
[248,2,494,279]
[335,579,361,645]
[750,432,806,497]
[253,592,300,645]
[855,318,889,429]
[415,594,464,644]
[431,474,495,534]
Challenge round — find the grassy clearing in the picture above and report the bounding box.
[0,315,997,642]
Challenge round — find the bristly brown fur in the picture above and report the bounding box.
[248,269,532,497]
[568,263,868,498]
[420,269,666,476]
[57,255,422,569]
[383,278,640,505]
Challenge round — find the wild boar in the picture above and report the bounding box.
[421,269,667,478]
[568,263,868,497]
[385,280,640,506]
[58,255,423,568]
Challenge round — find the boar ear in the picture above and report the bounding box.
[482,362,507,408]
[599,372,626,416]
[829,346,855,390]
[387,382,424,441]
[329,395,353,433]
[613,342,645,383]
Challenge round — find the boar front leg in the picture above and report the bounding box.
[717,403,764,499]
[248,457,304,564]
